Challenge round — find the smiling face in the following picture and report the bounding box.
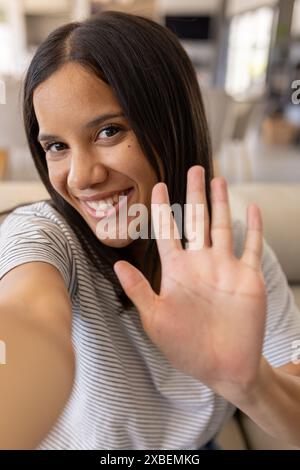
[33,62,159,248]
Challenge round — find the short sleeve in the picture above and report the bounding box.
[0,204,77,299]
[260,240,300,367]
[233,219,300,368]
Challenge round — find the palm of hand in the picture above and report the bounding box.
[114,166,266,399]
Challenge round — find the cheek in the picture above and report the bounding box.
[47,162,68,194]
[123,146,157,186]
[138,160,158,193]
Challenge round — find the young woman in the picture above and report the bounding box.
[0,11,300,450]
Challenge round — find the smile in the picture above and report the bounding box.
[79,187,134,220]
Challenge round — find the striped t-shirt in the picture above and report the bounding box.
[1,200,300,450]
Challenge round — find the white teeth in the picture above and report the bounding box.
[106,197,114,205]
[87,201,109,210]
[84,189,130,212]
[86,200,114,211]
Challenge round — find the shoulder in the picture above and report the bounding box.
[2,200,67,228]
[1,200,77,245]
[0,200,79,298]
[232,216,300,367]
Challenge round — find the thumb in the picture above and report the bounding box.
[114,261,156,318]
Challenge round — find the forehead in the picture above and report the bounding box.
[33,62,121,130]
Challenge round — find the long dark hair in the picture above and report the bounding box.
[22,10,213,310]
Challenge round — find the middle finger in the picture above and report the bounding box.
[185,165,210,249]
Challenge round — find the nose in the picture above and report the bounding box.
[67,150,109,191]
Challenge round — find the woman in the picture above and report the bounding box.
[0,11,300,450]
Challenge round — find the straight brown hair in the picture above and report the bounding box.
[22,11,213,310]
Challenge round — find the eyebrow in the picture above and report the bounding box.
[37,112,125,142]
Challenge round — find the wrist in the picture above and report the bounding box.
[233,357,276,409]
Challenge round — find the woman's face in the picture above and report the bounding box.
[33,62,159,248]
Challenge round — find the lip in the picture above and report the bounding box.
[79,187,135,221]
[77,187,133,202]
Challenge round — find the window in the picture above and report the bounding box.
[225,7,275,98]
[0,7,14,75]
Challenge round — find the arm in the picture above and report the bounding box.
[113,168,300,448]
[233,359,300,448]
[0,262,75,449]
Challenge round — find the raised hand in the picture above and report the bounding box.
[114,166,267,402]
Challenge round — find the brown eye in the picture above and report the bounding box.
[44,142,67,153]
[97,125,121,140]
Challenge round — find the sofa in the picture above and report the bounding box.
[0,181,299,450]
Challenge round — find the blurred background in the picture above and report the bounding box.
[1,2,300,450]
[0,0,299,183]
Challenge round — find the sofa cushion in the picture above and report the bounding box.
[229,184,300,282]
[0,181,49,224]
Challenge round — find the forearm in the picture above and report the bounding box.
[233,358,300,447]
[0,307,75,449]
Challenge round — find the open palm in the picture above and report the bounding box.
[114,166,267,401]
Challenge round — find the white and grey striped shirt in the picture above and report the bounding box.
[1,201,300,450]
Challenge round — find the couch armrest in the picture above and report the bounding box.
[0,182,49,213]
